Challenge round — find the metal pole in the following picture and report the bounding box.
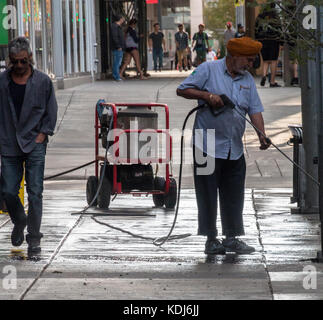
[52,0,64,86]
[297,0,319,214]
[157,0,162,29]
[317,3,323,262]
[17,0,24,36]
[65,0,72,75]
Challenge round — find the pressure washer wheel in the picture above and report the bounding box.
[97,176,112,209]
[153,176,166,207]
[164,178,177,209]
[86,176,98,207]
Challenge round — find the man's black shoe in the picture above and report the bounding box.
[291,77,299,86]
[27,239,41,255]
[11,221,26,247]
[204,239,226,255]
[270,82,281,88]
[28,245,41,255]
[260,76,266,87]
[222,238,255,254]
[26,234,42,255]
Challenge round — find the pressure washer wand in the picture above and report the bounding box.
[219,95,320,187]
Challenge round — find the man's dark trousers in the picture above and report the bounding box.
[1,143,47,242]
[153,48,163,71]
[193,148,246,238]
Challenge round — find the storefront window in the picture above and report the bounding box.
[1,0,19,70]
[45,0,53,76]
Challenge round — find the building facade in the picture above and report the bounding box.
[0,0,97,88]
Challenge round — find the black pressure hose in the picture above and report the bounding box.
[153,105,203,246]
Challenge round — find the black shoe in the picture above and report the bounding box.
[222,238,255,254]
[291,77,299,86]
[11,220,27,247]
[260,76,266,87]
[204,239,226,255]
[26,234,42,255]
[27,240,41,255]
[270,82,281,88]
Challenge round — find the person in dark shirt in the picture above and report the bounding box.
[175,24,189,72]
[192,24,210,66]
[119,18,147,80]
[235,24,246,38]
[0,37,58,255]
[149,23,166,72]
[255,3,283,87]
[111,15,125,81]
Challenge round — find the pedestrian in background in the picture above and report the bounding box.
[206,47,217,62]
[235,24,246,38]
[111,15,125,81]
[149,23,166,72]
[255,3,283,87]
[224,22,235,46]
[0,37,58,255]
[119,18,147,80]
[175,24,189,72]
[192,24,210,66]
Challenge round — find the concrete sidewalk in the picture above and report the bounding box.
[46,72,301,188]
[0,72,322,301]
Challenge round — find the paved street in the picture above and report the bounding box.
[0,72,322,300]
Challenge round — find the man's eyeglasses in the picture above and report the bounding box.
[10,58,29,65]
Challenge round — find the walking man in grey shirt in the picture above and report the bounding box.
[0,37,58,255]
[177,37,271,255]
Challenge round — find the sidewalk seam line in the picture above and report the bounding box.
[0,218,10,229]
[274,159,283,177]
[19,214,83,300]
[255,160,263,177]
[252,189,275,300]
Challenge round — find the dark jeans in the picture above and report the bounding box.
[193,147,246,238]
[1,143,47,242]
[0,166,3,211]
[153,48,163,71]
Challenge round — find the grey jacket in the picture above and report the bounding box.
[111,22,125,50]
[0,67,58,156]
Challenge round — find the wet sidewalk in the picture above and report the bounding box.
[0,182,322,300]
[0,74,322,300]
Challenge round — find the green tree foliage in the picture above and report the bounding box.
[204,0,236,40]
[252,0,321,63]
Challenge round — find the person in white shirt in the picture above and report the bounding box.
[206,48,217,62]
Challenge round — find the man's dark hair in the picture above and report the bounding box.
[178,24,183,28]
[8,37,32,56]
[153,22,160,27]
[113,15,123,23]
[8,37,34,65]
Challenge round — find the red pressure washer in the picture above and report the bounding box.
[86,102,178,210]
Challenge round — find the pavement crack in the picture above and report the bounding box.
[252,189,274,300]
[0,218,10,229]
[255,160,263,177]
[274,159,283,177]
[155,79,177,103]
[19,213,84,300]
[49,91,75,146]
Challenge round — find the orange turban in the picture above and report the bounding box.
[227,37,262,57]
